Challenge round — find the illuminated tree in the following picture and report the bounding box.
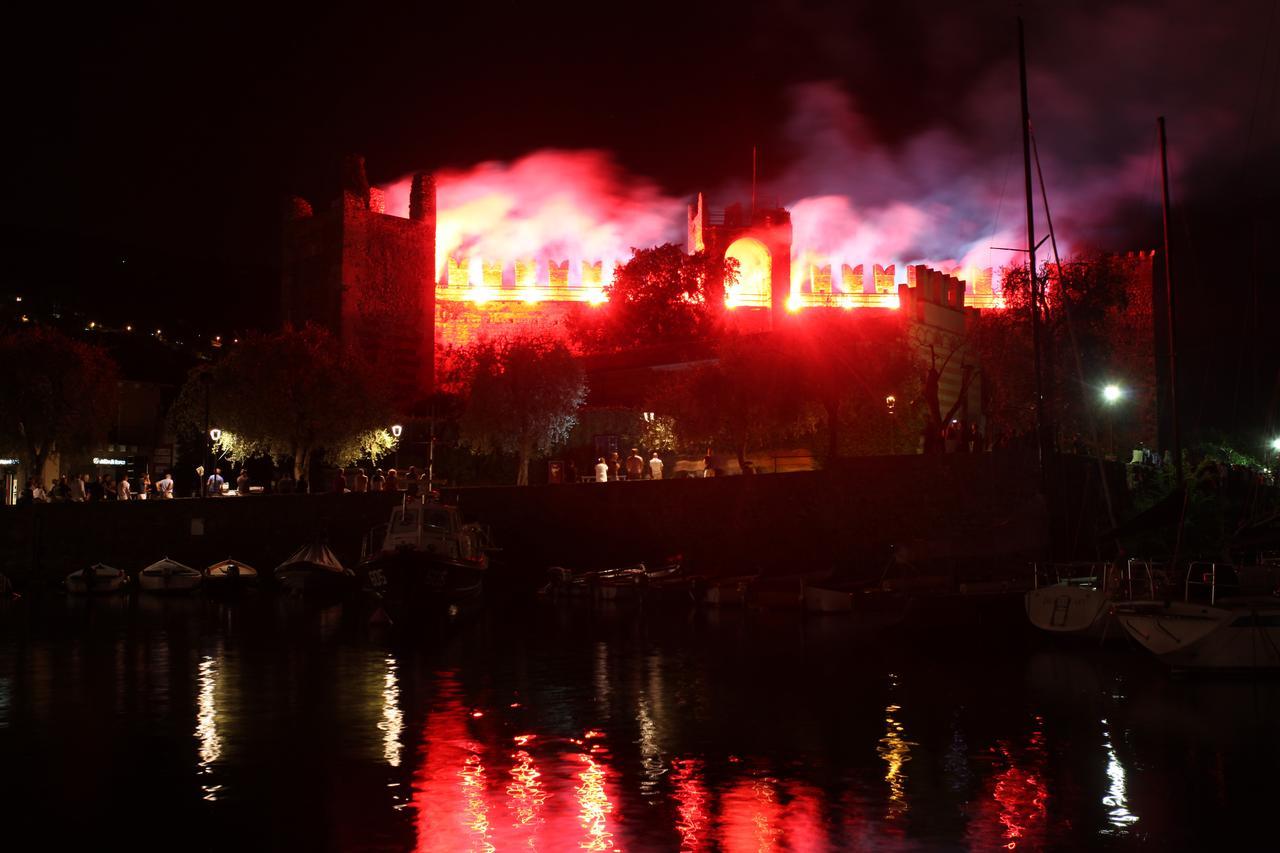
[974,254,1151,451]
[0,326,119,478]
[667,333,801,468]
[776,314,918,461]
[448,334,587,486]
[569,243,738,352]
[169,323,394,485]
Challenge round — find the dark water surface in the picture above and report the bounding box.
[2,595,1277,851]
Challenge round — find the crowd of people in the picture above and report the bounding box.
[591,449,665,482]
[17,471,175,504]
[331,465,425,495]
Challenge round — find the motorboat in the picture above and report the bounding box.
[357,498,490,612]
[1115,562,1280,670]
[276,542,353,597]
[1024,561,1167,640]
[65,563,128,595]
[138,558,202,593]
[204,558,259,593]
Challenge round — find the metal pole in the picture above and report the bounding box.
[203,376,210,499]
[1019,17,1048,482]
[1158,116,1183,488]
[427,403,436,488]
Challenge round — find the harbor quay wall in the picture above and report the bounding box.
[0,451,1064,589]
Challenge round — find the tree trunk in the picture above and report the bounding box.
[26,438,48,488]
[293,446,311,487]
[516,443,531,486]
[825,400,840,461]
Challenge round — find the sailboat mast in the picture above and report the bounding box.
[1158,117,1183,488]
[1019,17,1048,478]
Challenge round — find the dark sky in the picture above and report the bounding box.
[5,0,1279,432]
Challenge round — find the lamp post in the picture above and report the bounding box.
[391,424,403,472]
[1102,383,1124,459]
[208,428,221,496]
[885,395,897,454]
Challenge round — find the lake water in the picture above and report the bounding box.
[1,594,1277,851]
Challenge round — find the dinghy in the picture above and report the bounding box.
[138,558,202,593]
[204,558,259,593]
[65,564,129,595]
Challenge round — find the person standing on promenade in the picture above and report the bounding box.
[157,470,174,499]
[236,468,250,495]
[354,468,369,492]
[625,448,644,482]
[595,457,608,482]
[607,452,621,482]
[649,453,663,480]
[384,469,399,492]
[117,476,131,501]
[71,473,86,502]
[139,473,152,500]
[370,469,385,492]
[333,469,348,494]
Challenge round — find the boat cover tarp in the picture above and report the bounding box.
[141,558,200,576]
[276,543,345,575]
[207,558,259,578]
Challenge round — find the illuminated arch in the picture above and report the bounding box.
[723,237,772,309]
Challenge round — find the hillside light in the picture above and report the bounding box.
[1102,384,1124,404]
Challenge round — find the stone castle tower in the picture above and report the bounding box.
[281,156,436,404]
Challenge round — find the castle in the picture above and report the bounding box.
[283,157,1014,414]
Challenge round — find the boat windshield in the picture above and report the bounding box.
[425,508,454,531]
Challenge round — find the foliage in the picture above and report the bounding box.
[974,253,1150,451]
[169,324,394,484]
[447,333,587,485]
[774,314,919,461]
[665,333,802,466]
[569,243,738,352]
[0,325,119,477]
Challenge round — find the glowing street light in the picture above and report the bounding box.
[1271,437,1280,453]
[1102,384,1124,404]
[391,424,403,439]
[209,428,222,443]
[1101,384,1125,459]
[886,395,897,454]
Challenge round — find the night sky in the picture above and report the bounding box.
[5,0,1279,433]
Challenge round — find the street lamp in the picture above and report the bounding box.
[391,424,403,471]
[209,428,222,443]
[885,395,896,454]
[1101,384,1124,458]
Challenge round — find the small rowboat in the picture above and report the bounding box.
[66,563,128,595]
[138,558,202,593]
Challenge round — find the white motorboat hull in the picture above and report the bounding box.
[1025,584,1112,637]
[1116,600,1280,669]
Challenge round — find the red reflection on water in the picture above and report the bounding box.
[505,748,547,848]
[719,776,783,852]
[412,701,495,852]
[576,750,615,850]
[672,758,709,850]
[967,727,1049,851]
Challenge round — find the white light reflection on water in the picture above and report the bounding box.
[379,655,404,767]
[877,673,914,820]
[196,654,222,800]
[1100,718,1138,833]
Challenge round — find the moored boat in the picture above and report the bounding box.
[276,542,353,598]
[1115,562,1280,670]
[1024,561,1165,640]
[66,563,129,595]
[357,498,489,613]
[204,558,259,593]
[138,558,202,593]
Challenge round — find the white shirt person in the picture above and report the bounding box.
[649,454,663,480]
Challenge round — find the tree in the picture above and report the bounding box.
[0,326,119,478]
[973,253,1151,451]
[448,334,587,485]
[569,243,738,352]
[169,324,394,484]
[667,333,801,468]
[775,314,918,461]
